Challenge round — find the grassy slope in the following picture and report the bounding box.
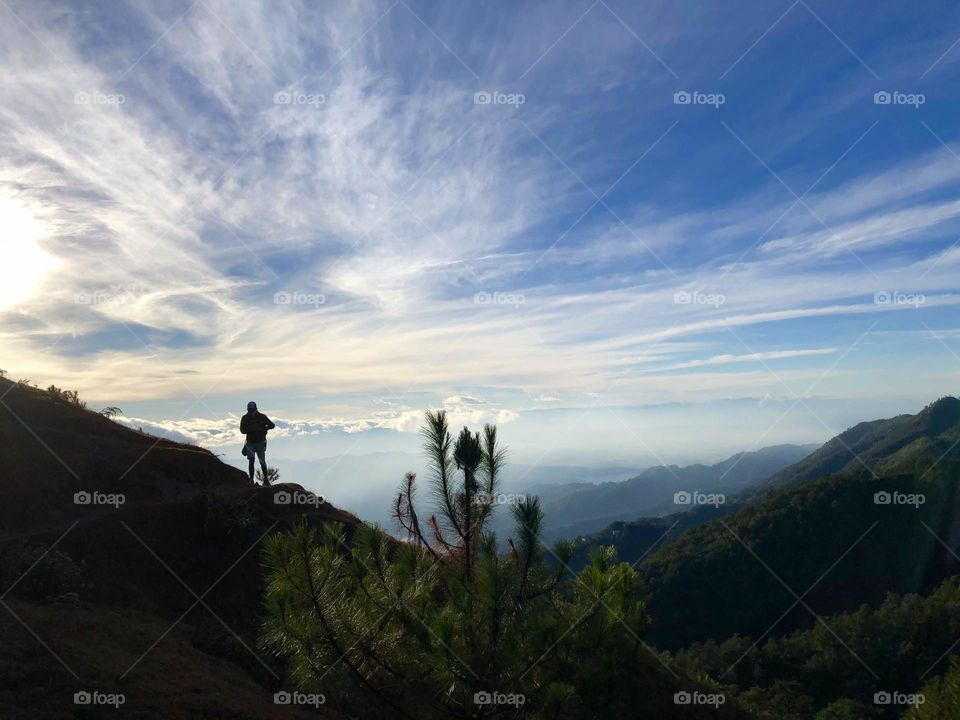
[0,379,358,718]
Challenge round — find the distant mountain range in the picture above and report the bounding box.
[270,447,814,544]
[567,396,960,653]
[264,452,640,531]
[526,444,818,541]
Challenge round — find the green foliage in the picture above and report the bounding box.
[100,406,123,418]
[0,542,89,602]
[191,489,254,540]
[814,698,882,719]
[640,464,958,650]
[260,412,656,719]
[256,466,280,486]
[675,576,960,717]
[45,384,85,408]
[905,656,960,719]
[738,681,815,719]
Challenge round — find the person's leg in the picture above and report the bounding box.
[247,451,255,482]
[256,444,269,484]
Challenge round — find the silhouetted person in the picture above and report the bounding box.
[241,401,275,484]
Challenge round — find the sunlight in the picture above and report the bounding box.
[0,194,57,309]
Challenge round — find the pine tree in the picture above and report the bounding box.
[260,411,651,719]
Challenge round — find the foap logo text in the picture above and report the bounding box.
[274,91,325,107]
[474,91,525,107]
[674,290,725,308]
[874,690,924,707]
[874,490,925,509]
[476,492,526,506]
[474,291,525,308]
[274,291,326,308]
[674,490,725,508]
[274,690,326,707]
[274,490,326,508]
[873,90,925,108]
[674,690,725,708]
[874,290,925,308]
[74,490,125,509]
[473,691,525,707]
[74,691,125,708]
[674,90,725,108]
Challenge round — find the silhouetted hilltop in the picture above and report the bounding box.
[0,377,355,717]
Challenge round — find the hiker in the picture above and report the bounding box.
[240,401,275,485]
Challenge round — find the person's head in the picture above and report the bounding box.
[246,401,257,413]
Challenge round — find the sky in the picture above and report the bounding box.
[2,0,960,477]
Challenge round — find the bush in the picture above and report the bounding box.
[256,466,279,486]
[45,385,85,408]
[0,542,89,602]
[191,489,254,540]
[905,657,960,719]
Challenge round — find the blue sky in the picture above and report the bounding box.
[1,0,959,469]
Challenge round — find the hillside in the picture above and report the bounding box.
[0,378,358,718]
[0,378,752,719]
[568,398,960,570]
[754,396,960,493]
[606,398,960,651]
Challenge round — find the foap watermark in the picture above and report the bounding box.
[874,690,924,708]
[674,90,725,108]
[474,291,525,308]
[474,691,525,708]
[74,691,125,708]
[874,290,925,308]
[873,90,925,108]
[74,490,125,509]
[274,291,326,308]
[274,91,325,107]
[674,290,725,308]
[874,490,925,509]
[476,492,526,506]
[74,91,125,106]
[74,284,141,306]
[274,490,326,508]
[674,691,725,708]
[274,690,326,708]
[674,490,725,508]
[474,90,525,108]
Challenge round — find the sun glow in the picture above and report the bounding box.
[0,195,57,309]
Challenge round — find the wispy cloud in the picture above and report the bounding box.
[0,0,958,446]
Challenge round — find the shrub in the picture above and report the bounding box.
[0,542,89,602]
[45,385,85,408]
[256,466,279,486]
[191,489,254,540]
[259,411,652,719]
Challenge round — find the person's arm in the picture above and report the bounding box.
[263,415,276,430]
[240,415,248,433]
